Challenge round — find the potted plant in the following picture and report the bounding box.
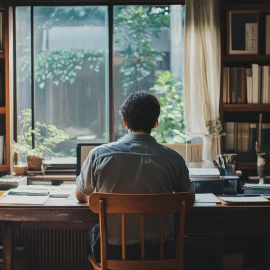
[13,109,69,172]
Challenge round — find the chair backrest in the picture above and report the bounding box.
[89,192,193,270]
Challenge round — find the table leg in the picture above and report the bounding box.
[3,224,12,270]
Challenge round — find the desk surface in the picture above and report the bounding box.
[0,195,269,235]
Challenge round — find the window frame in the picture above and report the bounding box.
[13,1,185,159]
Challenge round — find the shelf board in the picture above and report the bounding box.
[238,162,270,170]
[223,104,270,112]
[223,55,270,63]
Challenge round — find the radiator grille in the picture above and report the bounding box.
[13,223,94,269]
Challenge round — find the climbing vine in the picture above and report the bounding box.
[18,49,104,89]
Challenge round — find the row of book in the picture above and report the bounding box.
[223,65,270,104]
[224,122,270,154]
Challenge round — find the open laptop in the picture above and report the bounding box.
[76,143,103,176]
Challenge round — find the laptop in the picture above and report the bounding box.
[76,143,103,176]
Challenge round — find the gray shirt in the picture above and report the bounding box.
[76,134,191,245]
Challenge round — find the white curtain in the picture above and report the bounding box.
[184,0,223,162]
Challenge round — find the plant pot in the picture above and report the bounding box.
[27,156,43,171]
[13,165,28,175]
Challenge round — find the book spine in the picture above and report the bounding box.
[266,16,270,55]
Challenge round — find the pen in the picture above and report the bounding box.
[213,160,221,170]
[255,141,260,153]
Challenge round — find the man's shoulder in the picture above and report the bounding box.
[90,141,122,157]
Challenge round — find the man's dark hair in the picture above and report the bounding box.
[120,91,160,134]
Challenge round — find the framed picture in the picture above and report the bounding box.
[228,11,258,54]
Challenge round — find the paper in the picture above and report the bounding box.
[220,196,269,204]
[189,168,220,177]
[194,202,217,207]
[7,188,49,196]
[0,195,49,205]
[195,193,221,203]
[244,184,270,189]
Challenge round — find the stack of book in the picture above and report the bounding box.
[43,158,76,175]
[223,65,270,104]
[224,122,270,154]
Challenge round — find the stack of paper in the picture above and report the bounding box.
[220,196,269,205]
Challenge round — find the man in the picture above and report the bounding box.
[76,90,194,261]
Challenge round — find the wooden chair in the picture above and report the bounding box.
[88,192,193,270]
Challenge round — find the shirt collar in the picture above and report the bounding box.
[122,133,157,143]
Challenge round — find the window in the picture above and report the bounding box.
[15,4,198,164]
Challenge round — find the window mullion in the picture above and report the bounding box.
[30,5,35,148]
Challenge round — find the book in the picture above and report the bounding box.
[252,64,260,103]
[246,68,253,103]
[245,23,258,53]
[266,15,270,55]
[0,176,27,190]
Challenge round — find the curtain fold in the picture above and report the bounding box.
[184,0,223,162]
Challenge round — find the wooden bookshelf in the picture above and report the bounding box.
[223,55,270,63]
[223,104,270,112]
[221,2,270,171]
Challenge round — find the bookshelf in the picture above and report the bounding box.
[221,2,270,172]
[0,5,10,176]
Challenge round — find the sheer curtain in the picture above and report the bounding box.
[184,0,223,163]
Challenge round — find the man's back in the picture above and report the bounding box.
[77,134,191,245]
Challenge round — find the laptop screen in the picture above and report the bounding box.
[76,143,103,176]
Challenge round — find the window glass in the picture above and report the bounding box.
[113,5,186,144]
[16,6,109,160]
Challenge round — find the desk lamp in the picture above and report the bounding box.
[257,153,268,184]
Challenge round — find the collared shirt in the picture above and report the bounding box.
[76,134,191,245]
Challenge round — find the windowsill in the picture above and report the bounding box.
[27,174,76,181]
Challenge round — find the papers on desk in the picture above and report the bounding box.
[195,193,221,204]
[0,194,49,205]
[189,168,220,178]
[7,188,50,196]
[49,185,76,198]
[220,196,269,205]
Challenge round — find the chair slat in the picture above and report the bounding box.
[141,215,145,260]
[121,214,126,260]
[177,201,186,270]
[99,199,107,270]
[160,214,164,260]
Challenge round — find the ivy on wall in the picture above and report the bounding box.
[18,49,104,89]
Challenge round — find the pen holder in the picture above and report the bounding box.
[219,154,237,176]
[257,153,268,184]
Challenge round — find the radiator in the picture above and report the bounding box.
[165,143,203,164]
[13,223,94,270]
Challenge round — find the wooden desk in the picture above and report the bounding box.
[1,198,270,270]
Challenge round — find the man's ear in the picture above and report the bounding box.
[153,120,158,129]
[123,120,128,128]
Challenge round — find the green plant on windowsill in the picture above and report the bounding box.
[13,109,69,170]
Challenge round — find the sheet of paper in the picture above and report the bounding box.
[195,193,221,203]
[244,184,270,189]
[0,195,49,205]
[194,202,217,207]
[220,196,269,204]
